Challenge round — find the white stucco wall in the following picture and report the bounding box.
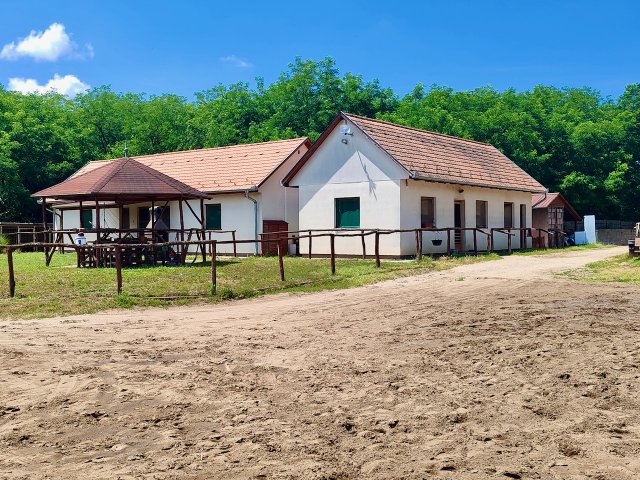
[259,144,307,234]
[291,118,409,256]
[400,181,532,255]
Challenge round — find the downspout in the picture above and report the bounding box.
[244,189,259,255]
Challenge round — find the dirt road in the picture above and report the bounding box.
[1,247,639,479]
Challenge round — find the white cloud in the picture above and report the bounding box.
[8,74,90,97]
[0,23,85,61]
[220,55,252,68]
[84,43,95,59]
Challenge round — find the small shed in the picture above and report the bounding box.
[531,193,581,247]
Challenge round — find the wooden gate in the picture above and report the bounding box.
[262,220,289,256]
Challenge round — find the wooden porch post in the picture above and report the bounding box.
[178,198,185,262]
[95,199,101,267]
[95,199,101,239]
[41,199,48,248]
[199,198,206,263]
[118,204,124,241]
[473,228,478,255]
[41,199,48,230]
[59,209,65,254]
[79,201,84,228]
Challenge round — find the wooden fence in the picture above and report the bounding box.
[0,226,565,299]
[0,223,50,249]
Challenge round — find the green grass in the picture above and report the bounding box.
[512,243,609,256]
[562,253,640,285]
[0,251,500,320]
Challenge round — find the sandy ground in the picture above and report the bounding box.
[1,246,639,480]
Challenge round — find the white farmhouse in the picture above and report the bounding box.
[44,138,310,255]
[283,113,546,256]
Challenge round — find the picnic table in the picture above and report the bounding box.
[77,233,181,268]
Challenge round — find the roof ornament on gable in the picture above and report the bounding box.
[340,123,353,145]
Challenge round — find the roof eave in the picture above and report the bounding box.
[203,186,259,196]
[411,173,547,194]
[257,137,312,189]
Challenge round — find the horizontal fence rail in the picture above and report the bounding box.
[0,226,567,299]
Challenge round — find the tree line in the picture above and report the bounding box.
[1,58,638,222]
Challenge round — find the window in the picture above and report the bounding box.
[206,204,222,230]
[476,200,488,228]
[121,208,130,229]
[420,197,436,228]
[138,207,151,229]
[504,202,514,228]
[81,209,93,229]
[335,197,360,228]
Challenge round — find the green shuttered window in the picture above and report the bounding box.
[81,209,93,229]
[206,204,222,230]
[335,197,360,228]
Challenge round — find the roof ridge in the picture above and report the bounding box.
[92,157,130,192]
[343,112,494,148]
[117,137,309,161]
[125,158,204,195]
[82,158,125,193]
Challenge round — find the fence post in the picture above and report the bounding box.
[473,229,478,255]
[415,229,422,261]
[361,229,366,259]
[115,246,122,294]
[446,229,451,256]
[330,233,336,275]
[277,237,285,281]
[490,229,494,253]
[308,230,312,259]
[7,247,15,298]
[232,230,237,257]
[375,231,381,268]
[508,230,512,254]
[211,241,217,295]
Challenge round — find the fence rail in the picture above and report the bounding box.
[0,226,566,299]
[0,223,49,249]
[564,219,637,231]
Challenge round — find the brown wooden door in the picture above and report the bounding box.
[454,201,465,251]
[262,220,289,256]
[519,204,527,249]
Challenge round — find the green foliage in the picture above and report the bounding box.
[563,254,640,285]
[0,61,638,221]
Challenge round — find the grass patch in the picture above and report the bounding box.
[512,243,609,256]
[562,254,640,285]
[0,251,500,320]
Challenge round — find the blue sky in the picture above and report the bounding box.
[1,0,638,99]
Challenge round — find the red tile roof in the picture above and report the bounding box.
[284,113,546,193]
[32,157,207,200]
[72,138,310,193]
